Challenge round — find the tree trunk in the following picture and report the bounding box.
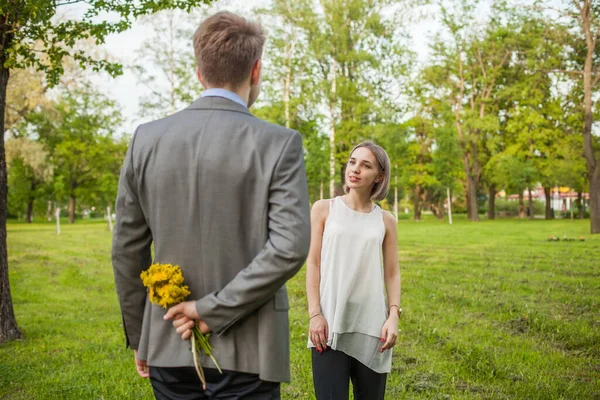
[47,201,52,221]
[26,199,34,223]
[431,201,444,220]
[284,30,296,130]
[590,168,600,231]
[414,185,422,221]
[577,191,584,219]
[68,195,76,224]
[447,187,453,225]
[0,53,23,342]
[329,60,337,198]
[26,179,36,223]
[528,188,534,220]
[544,186,554,220]
[518,193,525,219]
[488,185,496,220]
[466,173,479,221]
[454,49,478,222]
[580,0,599,233]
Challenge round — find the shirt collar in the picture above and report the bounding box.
[201,88,247,109]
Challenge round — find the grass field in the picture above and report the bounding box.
[1,217,599,399]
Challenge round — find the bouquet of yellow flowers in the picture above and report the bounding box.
[141,263,221,389]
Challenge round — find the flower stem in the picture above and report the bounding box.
[190,332,207,390]
[192,326,223,377]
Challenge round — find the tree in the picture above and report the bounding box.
[572,0,600,232]
[495,12,582,220]
[491,154,537,217]
[283,0,413,197]
[537,0,600,231]
[28,87,126,224]
[561,0,600,232]
[256,0,329,202]
[376,122,409,218]
[423,1,524,221]
[4,68,48,134]
[404,116,436,220]
[0,0,214,343]
[5,138,52,222]
[134,9,202,119]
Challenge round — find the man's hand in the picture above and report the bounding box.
[164,300,210,339]
[134,350,149,378]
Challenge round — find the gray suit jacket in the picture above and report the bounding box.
[111,96,311,382]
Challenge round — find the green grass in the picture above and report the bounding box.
[1,218,599,399]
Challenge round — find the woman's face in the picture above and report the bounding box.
[345,147,382,192]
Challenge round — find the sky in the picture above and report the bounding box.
[60,0,443,134]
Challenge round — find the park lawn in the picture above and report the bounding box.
[0,217,598,399]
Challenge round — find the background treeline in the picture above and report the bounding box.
[5,0,600,232]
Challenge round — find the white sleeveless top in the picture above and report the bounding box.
[308,196,392,373]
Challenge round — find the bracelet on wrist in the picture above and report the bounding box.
[388,304,402,317]
[309,313,323,320]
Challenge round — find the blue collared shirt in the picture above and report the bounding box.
[201,88,247,108]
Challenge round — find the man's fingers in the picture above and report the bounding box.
[134,350,149,378]
[181,329,192,340]
[173,316,192,329]
[198,320,210,334]
[176,320,195,335]
[136,363,150,378]
[135,357,150,378]
[163,304,183,320]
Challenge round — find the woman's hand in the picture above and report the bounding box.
[309,314,329,353]
[380,315,399,352]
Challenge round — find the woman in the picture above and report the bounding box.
[306,141,401,399]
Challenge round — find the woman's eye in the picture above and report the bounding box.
[348,160,355,165]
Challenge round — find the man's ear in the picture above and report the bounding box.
[250,59,262,86]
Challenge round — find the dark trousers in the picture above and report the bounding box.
[311,348,387,400]
[150,367,280,400]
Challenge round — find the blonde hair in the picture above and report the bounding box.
[193,11,265,88]
[345,141,391,201]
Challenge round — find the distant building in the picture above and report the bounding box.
[501,185,589,211]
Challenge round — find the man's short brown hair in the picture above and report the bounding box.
[193,11,265,88]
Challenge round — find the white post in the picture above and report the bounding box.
[107,206,113,232]
[55,207,61,235]
[569,196,573,220]
[447,187,453,225]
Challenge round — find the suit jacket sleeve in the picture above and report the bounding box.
[111,131,153,349]
[195,130,311,336]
